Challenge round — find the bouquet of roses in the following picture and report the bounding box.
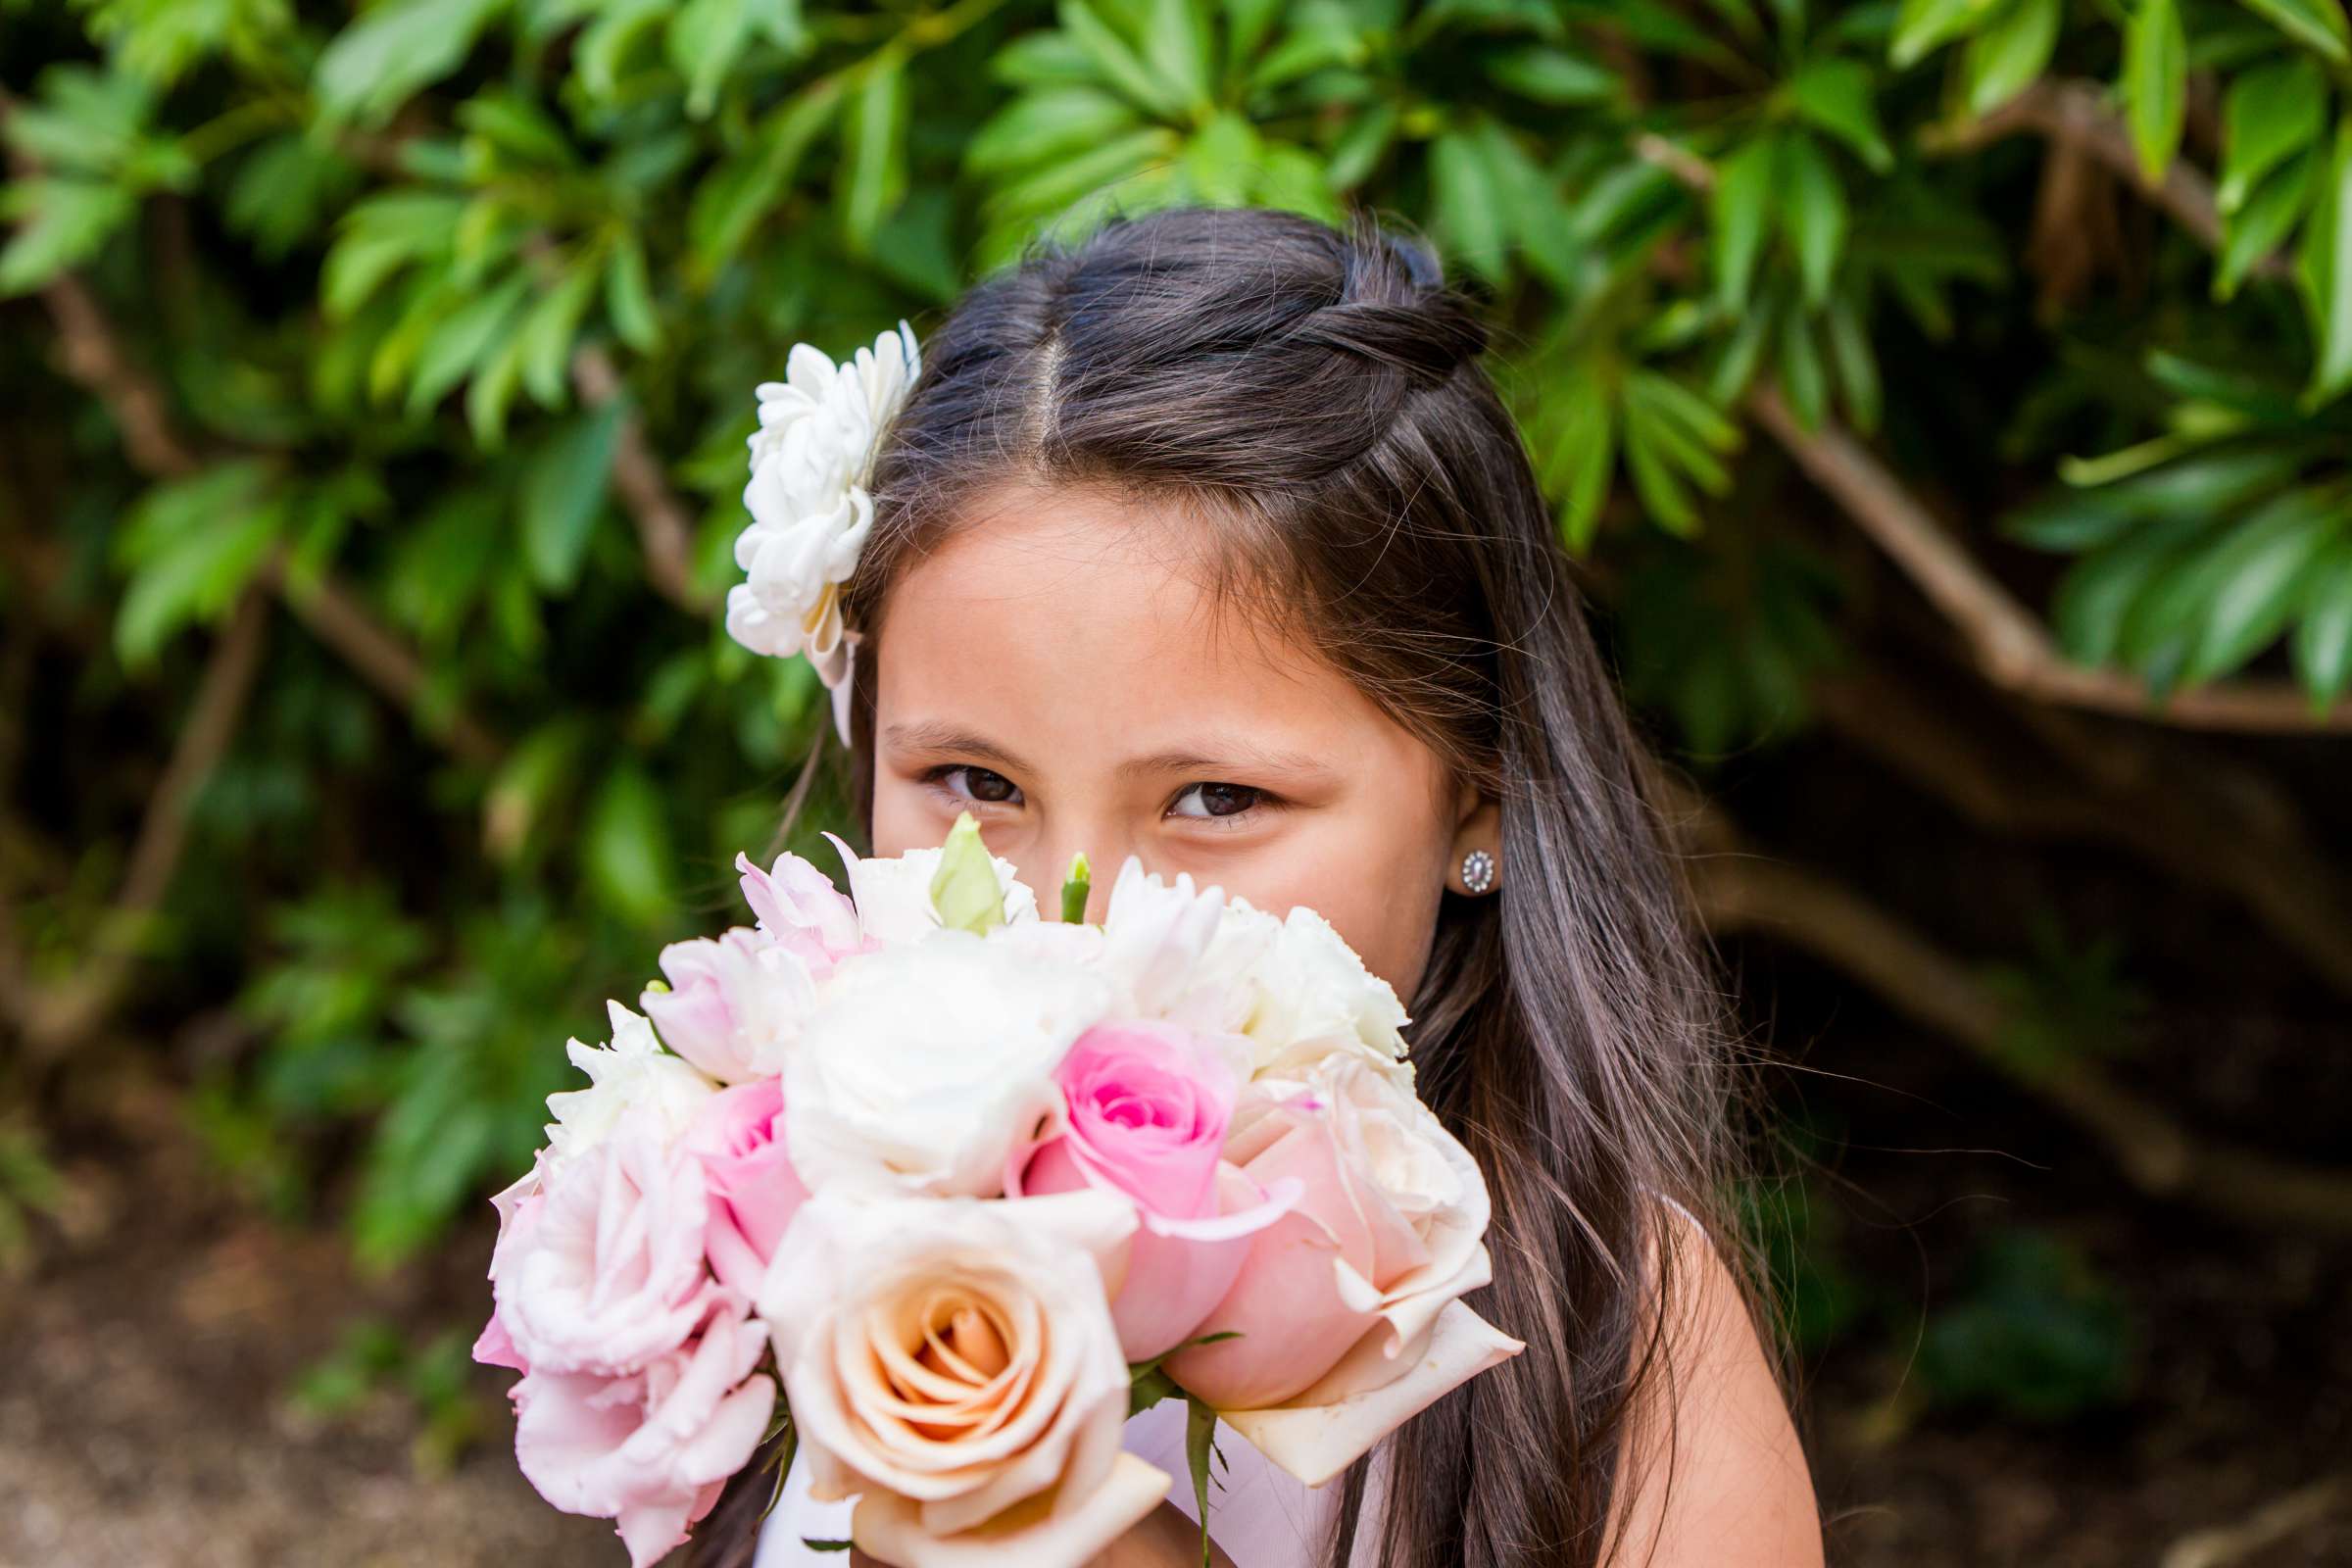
[472,813,1523,1567]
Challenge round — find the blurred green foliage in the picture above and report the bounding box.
[5,0,2349,1287]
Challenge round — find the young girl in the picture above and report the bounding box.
[692,207,1820,1568]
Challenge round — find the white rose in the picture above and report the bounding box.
[783,931,1108,1197]
[543,1002,717,1172]
[757,1189,1155,1558]
[822,831,1039,946]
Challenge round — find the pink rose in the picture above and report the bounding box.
[1164,1053,1519,1483]
[686,1078,808,1298]
[735,849,869,970]
[492,1120,713,1376]
[510,1295,777,1568]
[641,928,814,1083]
[1012,1021,1296,1359]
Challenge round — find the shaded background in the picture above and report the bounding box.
[4,0,2349,1562]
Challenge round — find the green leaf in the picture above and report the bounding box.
[405,271,530,416]
[969,88,1143,176]
[1490,45,1618,105]
[522,400,626,594]
[1962,0,2061,117]
[606,232,660,353]
[2123,0,2187,184]
[2217,147,2318,300]
[585,764,676,928]
[315,0,511,127]
[517,258,600,410]
[2298,123,2352,403]
[667,0,758,120]
[2184,489,2344,681]
[1889,0,2000,67]
[1144,0,1215,114]
[929,812,1007,935]
[1712,135,1780,312]
[0,178,135,295]
[1183,112,1260,206]
[1431,126,1509,282]
[839,56,908,255]
[1060,0,1187,118]
[1781,133,1848,308]
[1824,293,1883,432]
[2217,57,2326,214]
[1777,307,1830,429]
[1542,362,1617,552]
[1622,396,1701,535]
[115,464,283,666]
[1787,59,1893,172]
[2291,537,2352,701]
[2230,0,2352,65]
[687,86,839,280]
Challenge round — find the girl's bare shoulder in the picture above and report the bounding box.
[1604,1205,1826,1568]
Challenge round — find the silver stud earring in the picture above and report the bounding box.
[1459,848,1496,895]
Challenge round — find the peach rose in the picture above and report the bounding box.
[755,1189,1162,1565]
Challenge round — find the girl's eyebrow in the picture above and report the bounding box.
[882,720,1032,775]
[1112,743,1337,783]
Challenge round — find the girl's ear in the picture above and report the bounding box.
[1446,786,1502,895]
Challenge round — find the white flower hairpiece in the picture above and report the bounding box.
[726,321,920,746]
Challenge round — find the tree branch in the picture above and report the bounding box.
[1682,815,2352,1234]
[1810,669,2352,996]
[264,557,504,766]
[570,344,708,613]
[13,585,271,1055]
[1920,78,2293,284]
[1749,388,2352,732]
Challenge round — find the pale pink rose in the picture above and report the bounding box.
[641,928,814,1083]
[1166,1053,1502,1417]
[493,1119,714,1376]
[1011,1021,1296,1359]
[686,1078,808,1298]
[756,1189,1152,1550]
[735,849,869,971]
[510,1295,777,1568]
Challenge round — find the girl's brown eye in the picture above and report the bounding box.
[1172,782,1261,819]
[959,766,1018,803]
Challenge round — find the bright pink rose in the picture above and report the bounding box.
[492,1121,713,1377]
[641,928,813,1083]
[735,849,869,971]
[511,1295,776,1568]
[686,1078,808,1298]
[1015,1021,1294,1360]
[1166,1053,1498,1416]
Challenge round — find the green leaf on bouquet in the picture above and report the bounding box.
[1060,851,1093,924]
[929,811,1005,935]
[802,1542,853,1552]
[1185,1395,1219,1568]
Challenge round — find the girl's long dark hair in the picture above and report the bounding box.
[691,207,1746,1568]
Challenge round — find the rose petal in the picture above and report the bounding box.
[851,1453,1172,1568]
[1220,1302,1524,1489]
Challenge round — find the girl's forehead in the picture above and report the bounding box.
[877,487,1405,765]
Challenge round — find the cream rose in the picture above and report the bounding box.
[756,1189,1159,1561]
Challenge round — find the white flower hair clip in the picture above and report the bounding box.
[725,321,920,746]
